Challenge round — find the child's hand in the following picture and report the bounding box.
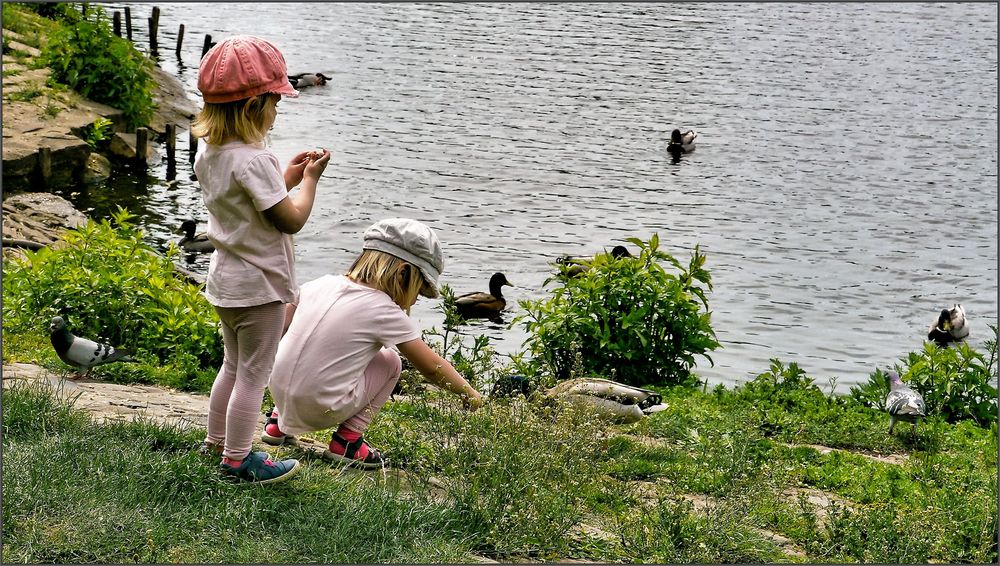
[303,148,330,181]
[462,389,483,412]
[284,151,310,190]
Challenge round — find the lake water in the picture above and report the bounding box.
[86,2,998,392]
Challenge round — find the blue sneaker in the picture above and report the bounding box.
[220,451,301,484]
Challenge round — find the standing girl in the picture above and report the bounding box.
[192,35,330,484]
[262,218,483,469]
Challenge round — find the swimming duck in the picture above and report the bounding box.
[455,272,513,320]
[667,129,697,156]
[927,304,969,347]
[177,220,214,253]
[556,245,633,278]
[288,72,330,88]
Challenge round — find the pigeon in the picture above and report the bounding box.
[927,304,970,347]
[885,370,926,435]
[49,316,134,379]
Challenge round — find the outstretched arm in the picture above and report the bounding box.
[397,338,482,410]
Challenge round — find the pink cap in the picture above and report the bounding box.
[198,35,299,103]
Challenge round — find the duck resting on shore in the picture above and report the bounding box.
[667,129,697,156]
[177,220,214,253]
[288,72,330,88]
[927,304,969,348]
[455,272,514,320]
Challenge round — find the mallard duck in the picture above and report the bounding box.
[667,129,697,156]
[177,220,214,253]
[556,245,632,278]
[927,304,969,347]
[288,72,330,88]
[545,377,668,424]
[455,272,513,320]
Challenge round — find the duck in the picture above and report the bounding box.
[667,128,697,156]
[288,72,330,88]
[927,304,969,347]
[455,272,513,320]
[556,245,633,278]
[177,220,214,253]
[545,377,668,424]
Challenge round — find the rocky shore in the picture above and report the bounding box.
[1,28,198,240]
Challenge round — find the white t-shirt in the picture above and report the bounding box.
[194,140,298,307]
[269,275,421,435]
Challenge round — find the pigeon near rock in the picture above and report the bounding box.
[885,370,926,435]
[49,316,134,379]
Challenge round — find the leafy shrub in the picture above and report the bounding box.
[2,209,222,387]
[850,326,998,426]
[84,116,114,149]
[41,5,154,128]
[516,234,720,388]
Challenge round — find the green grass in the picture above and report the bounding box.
[3,373,996,563]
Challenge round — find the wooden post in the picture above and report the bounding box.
[188,125,198,163]
[113,11,121,37]
[149,7,160,54]
[37,147,52,188]
[135,128,148,168]
[176,23,185,58]
[124,7,133,41]
[166,123,177,179]
[201,34,214,58]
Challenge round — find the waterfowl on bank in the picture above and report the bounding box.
[455,272,513,320]
[667,129,697,156]
[556,245,633,278]
[288,72,330,88]
[49,315,135,380]
[927,304,969,347]
[885,370,925,435]
[545,377,669,424]
[177,220,214,253]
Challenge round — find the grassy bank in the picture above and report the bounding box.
[2,210,998,563]
[2,363,996,563]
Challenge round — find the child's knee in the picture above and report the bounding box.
[382,348,402,377]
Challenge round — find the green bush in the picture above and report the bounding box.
[516,234,720,388]
[40,4,154,128]
[850,326,998,426]
[2,209,222,387]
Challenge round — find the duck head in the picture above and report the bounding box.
[179,220,198,238]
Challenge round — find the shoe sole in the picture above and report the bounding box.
[224,459,303,485]
[322,449,386,470]
[260,433,297,446]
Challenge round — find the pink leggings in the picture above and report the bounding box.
[205,301,285,461]
[340,348,402,433]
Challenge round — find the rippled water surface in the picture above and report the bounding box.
[95,3,997,391]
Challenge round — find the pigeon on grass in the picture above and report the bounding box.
[885,370,926,435]
[49,316,134,379]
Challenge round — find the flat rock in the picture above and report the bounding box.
[2,192,88,245]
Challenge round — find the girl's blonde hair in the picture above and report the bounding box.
[191,93,278,145]
[346,249,429,313]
